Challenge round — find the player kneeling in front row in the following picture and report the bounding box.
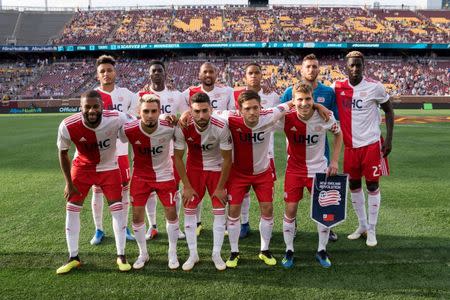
[174,92,233,271]
[119,94,180,270]
[278,83,343,268]
[56,90,133,274]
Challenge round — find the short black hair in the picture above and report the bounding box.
[81,90,102,101]
[149,60,165,71]
[96,55,116,67]
[190,92,210,104]
[237,90,261,108]
[244,62,262,72]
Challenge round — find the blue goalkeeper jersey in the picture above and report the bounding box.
[280,82,339,162]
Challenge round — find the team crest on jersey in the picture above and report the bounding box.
[360,91,367,97]
[105,129,114,136]
[314,126,323,132]
[168,98,174,103]
[317,97,325,103]
[159,138,167,143]
[118,96,124,102]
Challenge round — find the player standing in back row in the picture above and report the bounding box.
[332,51,394,247]
[91,55,138,244]
[182,62,234,236]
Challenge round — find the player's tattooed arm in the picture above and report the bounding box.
[59,150,81,201]
[212,149,232,206]
[314,103,331,122]
[173,149,198,205]
[380,99,394,157]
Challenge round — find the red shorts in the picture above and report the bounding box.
[171,156,181,186]
[227,167,274,206]
[185,169,224,209]
[118,155,130,185]
[284,173,313,203]
[130,175,177,207]
[344,140,390,182]
[70,167,122,203]
[270,158,277,182]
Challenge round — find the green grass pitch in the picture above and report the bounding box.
[0,110,449,299]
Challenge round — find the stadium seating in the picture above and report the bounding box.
[0,11,19,44]
[51,6,450,44]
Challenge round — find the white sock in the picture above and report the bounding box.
[283,214,296,252]
[351,189,368,230]
[145,192,157,228]
[212,208,226,255]
[241,193,250,224]
[91,186,103,231]
[184,209,197,256]
[175,190,182,217]
[196,200,203,225]
[368,189,381,232]
[227,216,240,253]
[317,223,330,252]
[132,222,147,257]
[259,216,274,251]
[122,185,130,229]
[109,202,125,256]
[66,203,82,257]
[166,218,179,256]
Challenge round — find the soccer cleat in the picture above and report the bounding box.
[259,250,277,266]
[133,254,149,270]
[90,229,105,245]
[212,254,226,271]
[329,230,338,242]
[366,230,378,247]
[347,227,367,240]
[182,254,200,271]
[281,250,294,269]
[116,255,132,272]
[225,252,240,268]
[195,223,203,237]
[145,227,159,240]
[239,222,250,239]
[168,256,180,270]
[315,250,332,268]
[126,227,135,241]
[56,256,81,275]
[178,230,185,240]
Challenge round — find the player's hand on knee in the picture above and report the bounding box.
[64,183,81,201]
[212,188,227,206]
[182,186,197,206]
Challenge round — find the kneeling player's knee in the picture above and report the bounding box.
[366,181,379,193]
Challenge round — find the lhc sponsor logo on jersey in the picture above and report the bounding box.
[161,104,172,114]
[342,99,363,110]
[239,132,265,143]
[193,143,214,151]
[211,99,218,108]
[138,146,163,156]
[311,173,348,228]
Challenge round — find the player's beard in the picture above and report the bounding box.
[84,111,102,127]
[202,77,214,87]
[195,118,209,130]
[143,120,158,128]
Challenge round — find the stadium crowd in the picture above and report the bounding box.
[53,6,450,44]
[4,55,448,100]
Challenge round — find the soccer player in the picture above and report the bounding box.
[140,60,186,241]
[182,62,235,236]
[119,93,180,270]
[332,51,394,247]
[91,55,138,245]
[56,90,132,274]
[214,90,292,268]
[174,92,232,271]
[233,62,280,239]
[276,83,342,269]
[280,53,339,242]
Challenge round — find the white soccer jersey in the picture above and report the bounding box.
[215,103,290,175]
[119,119,175,182]
[233,88,280,158]
[174,116,232,172]
[57,110,132,172]
[182,84,234,111]
[96,86,139,156]
[277,110,340,178]
[139,87,185,115]
[332,77,389,148]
